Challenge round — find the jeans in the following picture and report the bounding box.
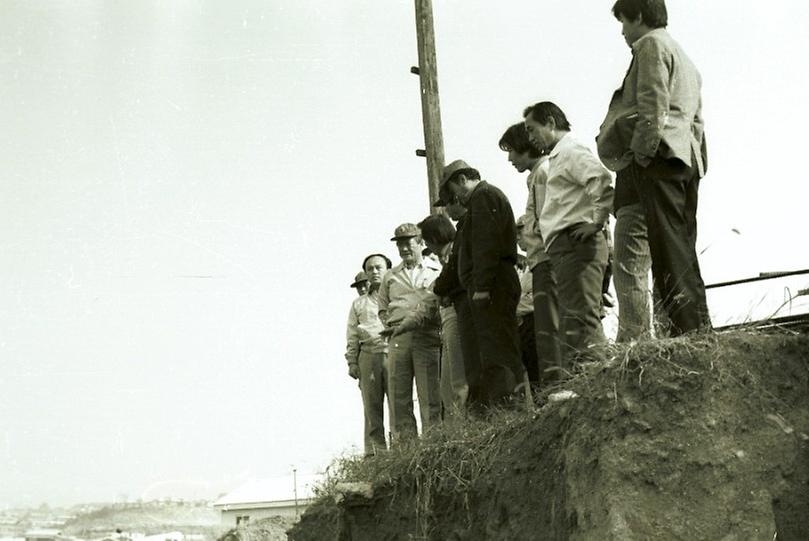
[439,304,468,419]
[613,203,653,342]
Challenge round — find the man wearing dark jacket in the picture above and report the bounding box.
[437,159,523,407]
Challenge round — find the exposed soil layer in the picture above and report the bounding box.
[218,517,294,541]
[289,331,809,540]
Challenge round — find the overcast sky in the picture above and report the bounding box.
[2,1,808,508]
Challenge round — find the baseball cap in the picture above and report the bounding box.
[390,223,420,241]
[350,271,368,288]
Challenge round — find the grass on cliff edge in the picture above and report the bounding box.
[313,329,809,509]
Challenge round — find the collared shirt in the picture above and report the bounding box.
[345,289,387,365]
[377,258,442,328]
[540,133,614,249]
[523,158,551,269]
[596,28,706,177]
[516,266,534,317]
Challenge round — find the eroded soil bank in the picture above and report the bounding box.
[290,331,809,540]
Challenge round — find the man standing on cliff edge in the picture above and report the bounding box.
[597,0,711,335]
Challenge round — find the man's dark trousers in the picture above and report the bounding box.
[629,155,710,335]
[531,260,561,386]
[518,313,539,384]
[458,262,521,407]
[547,231,608,365]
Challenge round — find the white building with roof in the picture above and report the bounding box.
[23,530,62,541]
[212,475,320,526]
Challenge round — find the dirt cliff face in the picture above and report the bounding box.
[290,332,809,541]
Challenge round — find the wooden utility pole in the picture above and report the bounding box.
[413,0,445,214]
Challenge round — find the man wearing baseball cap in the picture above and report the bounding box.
[377,223,442,441]
[349,271,369,296]
[438,160,523,408]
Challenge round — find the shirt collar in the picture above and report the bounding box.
[461,180,487,205]
[548,132,574,159]
[530,155,548,172]
[421,257,441,271]
[631,28,667,53]
[394,258,440,273]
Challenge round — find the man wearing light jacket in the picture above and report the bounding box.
[344,253,392,456]
[597,0,710,336]
[378,224,442,441]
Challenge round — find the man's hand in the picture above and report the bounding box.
[380,319,416,338]
[634,152,653,166]
[569,223,601,242]
[348,363,360,380]
[392,318,417,337]
[379,325,396,338]
[472,291,491,307]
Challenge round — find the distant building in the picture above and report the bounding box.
[24,529,62,541]
[213,475,320,525]
[142,532,183,541]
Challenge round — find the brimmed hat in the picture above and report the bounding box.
[434,159,474,206]
[390,223,420,241]
[350,271,368,288]
[441,159,473,186]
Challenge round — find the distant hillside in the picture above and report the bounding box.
[63,502,222,537]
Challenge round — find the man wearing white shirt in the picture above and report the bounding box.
[524,101,614,363]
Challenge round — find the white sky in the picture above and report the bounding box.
[1,0,808,508]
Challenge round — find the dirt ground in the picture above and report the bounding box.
[289,331,809,540]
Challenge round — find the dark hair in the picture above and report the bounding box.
[362,253,392,271]
[417,214,456,246]
[437,184,455,207]
[446,167,481,186]
[612,0,668,28]
[499,123,541,158]
[523,101,571,131]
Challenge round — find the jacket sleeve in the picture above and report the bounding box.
[377,274,390,324]
[344,303,360,366]
[631,37,672,164]
[466,190,502,292]
[433,249,461,298]
[524,166,548,266]
[525,174,537,233]
[695,102,708,175]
